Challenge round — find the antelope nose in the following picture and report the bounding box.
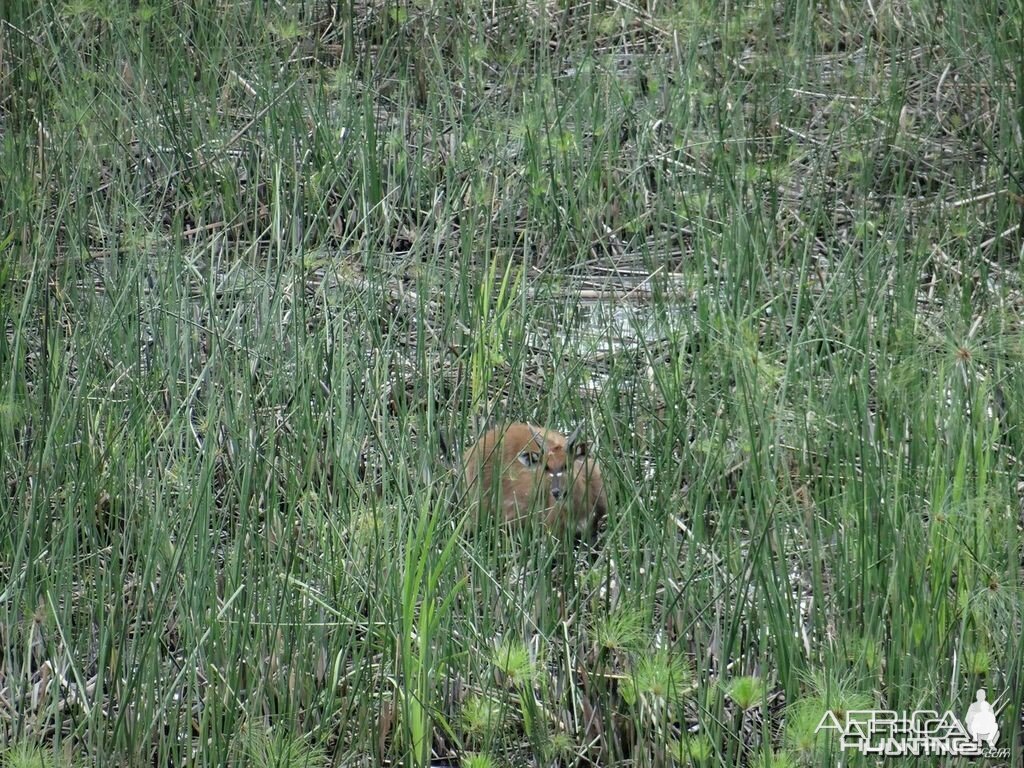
[551,487,563,500]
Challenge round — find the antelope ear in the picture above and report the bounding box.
[518,451,540,467]
[565,423,586,458]
[528,425,548,452]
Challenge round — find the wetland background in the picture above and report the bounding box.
[1,0,1023,765]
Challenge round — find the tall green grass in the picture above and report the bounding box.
[1,0,1022,765]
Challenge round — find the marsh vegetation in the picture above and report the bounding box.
[1,0,1022,765]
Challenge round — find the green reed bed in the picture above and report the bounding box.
[1,0,1022,765]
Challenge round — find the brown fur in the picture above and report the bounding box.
[462,422,607,535]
